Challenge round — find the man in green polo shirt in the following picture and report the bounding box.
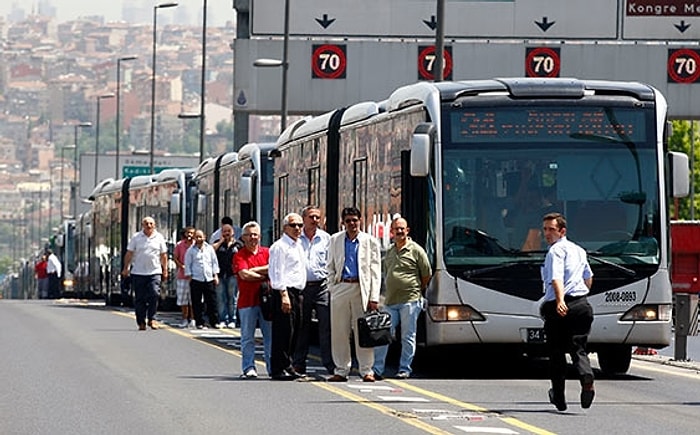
[373,216,432,379]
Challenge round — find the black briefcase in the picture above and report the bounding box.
[356,310,392,348]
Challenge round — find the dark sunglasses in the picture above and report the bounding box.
[288,223,303,228]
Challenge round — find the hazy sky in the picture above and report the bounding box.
[2,1,236,27]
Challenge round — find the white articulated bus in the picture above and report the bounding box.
[273,78,689,374]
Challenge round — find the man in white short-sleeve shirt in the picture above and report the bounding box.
[122,217,168,331]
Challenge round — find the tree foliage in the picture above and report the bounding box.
[669,120,699,220]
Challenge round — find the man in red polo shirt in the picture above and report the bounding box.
[233,221,271,378]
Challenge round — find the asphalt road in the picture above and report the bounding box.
[3,299,700,435]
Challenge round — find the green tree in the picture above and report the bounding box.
[668,120,699,220]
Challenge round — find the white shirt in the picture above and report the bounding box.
[268,233,306,291]
[46,254,61,275]
[209,228,222,244]
[300,228,330,281]
[126,230,168,275]
[542,236,593,302]
[184,242,220,282]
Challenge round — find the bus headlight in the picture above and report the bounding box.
[620,304,671,321]
[428,305,485,322]
[62,278,74,289]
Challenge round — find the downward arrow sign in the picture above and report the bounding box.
[315,13,336,29]
[423,15,437,31]
[535,16,555,32]
[675,20,691,33]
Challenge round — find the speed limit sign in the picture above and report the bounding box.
[312,44,347,79]
[525,47,561,78]
[417,46,453,81]
[668,49,700,84]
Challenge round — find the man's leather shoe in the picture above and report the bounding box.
[580,383,595,409]
[549,389,567,411]
[362,373,375,382]
[270,371,295,381]
[138,323,146,331]
[327,374,347,382]
[147,320,158,330]
[288,367,306,378]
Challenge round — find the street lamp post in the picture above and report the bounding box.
[199,0,207,163]
[73,122,92,218]
[252,0,289,134]
[151,2,179,174]
[116,55,138,179]
[61,144,76,218]
[94,93,115,187]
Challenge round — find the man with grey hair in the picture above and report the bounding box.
[121,216,168,331]
[268,213,307,380]
[233,221,271,378]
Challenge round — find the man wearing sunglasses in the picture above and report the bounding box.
[268,213,307,380]
[326,207,381,382]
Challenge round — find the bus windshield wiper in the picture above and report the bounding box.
[464,262,519,278]
[570,132,625,144]
[587,251,636,277]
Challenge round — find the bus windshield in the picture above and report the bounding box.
[441,102,660,272]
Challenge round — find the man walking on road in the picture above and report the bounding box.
[373,216,432,380]
[46,249,62,299]
[540,212,595,411]
[121,217,168,331]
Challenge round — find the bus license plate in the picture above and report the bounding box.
[527,328,547,343]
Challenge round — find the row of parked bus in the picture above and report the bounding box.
[47,78,689,374]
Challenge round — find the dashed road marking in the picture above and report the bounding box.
[454,427,519,434]
[378,395,430,402]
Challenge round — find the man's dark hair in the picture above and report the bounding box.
[543,212,566,230]
[221,216,233,226]
[341,207,362,219]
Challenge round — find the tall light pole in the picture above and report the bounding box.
[94,93,115,187]
[73,122,92,218]
[435,0,445,82]
[60,144,76,219]
[199,0,207,163]
[151,2,179,174]
[116,55,137,179]
[252,0,289,134]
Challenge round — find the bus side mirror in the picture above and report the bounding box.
[197,194,207,214]
[410,123,434,177]
[669,151,690,198]
[170,192,180,215]
[240,175,253,204]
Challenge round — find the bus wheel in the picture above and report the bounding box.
[597,345,632,374]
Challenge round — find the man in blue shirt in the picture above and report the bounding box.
[326,207,381,383]
[293,206,335,375]
[540,212,595,412]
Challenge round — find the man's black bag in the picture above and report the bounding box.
[356,310,392,348]
[259,282,274,321]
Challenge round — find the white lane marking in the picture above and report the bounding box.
[377,395,430,402]
[345,384,396,391]
[454,427,519,434]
